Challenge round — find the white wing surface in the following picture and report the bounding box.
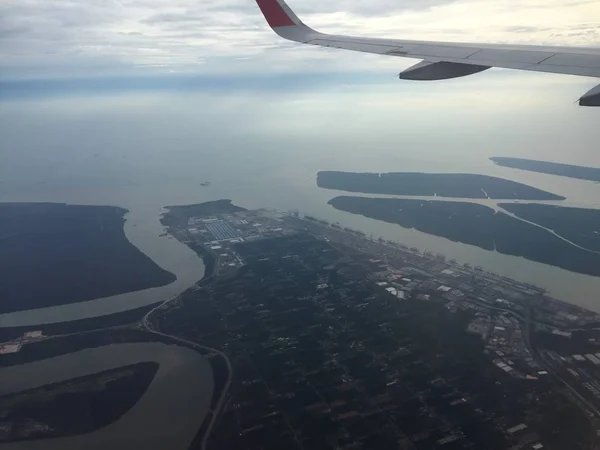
[255,0,600,106]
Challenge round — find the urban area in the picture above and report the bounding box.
[2,203,600,449]
[144,204,600,450]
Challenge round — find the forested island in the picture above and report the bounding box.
[491,157,600,182]
[317,171,565,200]
[0,203,176,314]
[328,196,600,276]
[161,199,245,228]
[500,203,600,252]
[0,362,158,442]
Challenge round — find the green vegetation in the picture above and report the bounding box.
[317,171,564,200]
[328,196,600,277]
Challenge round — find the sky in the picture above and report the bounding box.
[1,0,599,82]
[1,0,599,179]
[0,0,599,156]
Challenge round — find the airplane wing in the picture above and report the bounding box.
[255,0,600,106]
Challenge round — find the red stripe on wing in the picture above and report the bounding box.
[256,0,296,28]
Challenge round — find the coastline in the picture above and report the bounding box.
[0,207,206,328]
[327,196,600,278]
[0,200,231,450]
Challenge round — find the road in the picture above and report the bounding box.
[6,225,233,450]
[522,301,600,415]
[521,300,600,449]
[465,295,600,422]
[142,304,232,450]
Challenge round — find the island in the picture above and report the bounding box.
[317,171,565,200]
[0,203,176,314]
[0,362,158,442]
[500,203,600,252]
[0,333,216,450]
[491,157,600,182]
[327,196,600,277]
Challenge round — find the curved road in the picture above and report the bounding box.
[0,246,232,450]
[142,301,232,450]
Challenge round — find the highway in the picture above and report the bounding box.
[522,301,600,450]
[141,238,232,450]
[142,303,232,450]
[467,295,600,422]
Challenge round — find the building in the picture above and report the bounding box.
[585,354,600,365]
[0,344,21,354]
[24,330,43,338]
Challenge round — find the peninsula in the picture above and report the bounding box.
[0,362,158,442]
[327,196,600,277]
[491,157,600,182]
[0,203,176,314]
[317,171,565,200]
[500,203,600,252]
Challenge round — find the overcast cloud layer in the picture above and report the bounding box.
[1,0,599,80]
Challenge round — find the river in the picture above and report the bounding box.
[1,88,600,324]
[0,342,214,450]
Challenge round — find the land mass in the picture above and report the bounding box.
[0,362,158,442]
[152,225,593,450]
[161,199,246,228]
[491,157,600,182]
[327,196,600,277]
[4,201,595,450]
[0,203,176,314]
[317,171,565,200]
[500,203,600,252]
[160,199,246,282]
[0,200,249,450]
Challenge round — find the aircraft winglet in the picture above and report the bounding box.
[255,0,301,29]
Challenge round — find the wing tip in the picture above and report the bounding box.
[579,83,600,107]
[256,0,299,29]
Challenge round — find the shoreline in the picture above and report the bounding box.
[490,157,600,182]
[0,206,206,328]
[317,170,566,200]
[0,199,231,449]
[0,203,176,315]
[327,196,600,278]
[293,212,600,314]
[0,341,214,450]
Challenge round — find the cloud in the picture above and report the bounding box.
[0,0,598,81]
